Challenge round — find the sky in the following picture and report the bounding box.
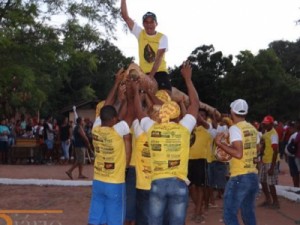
[113,0,300,67]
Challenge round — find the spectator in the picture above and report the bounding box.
[43,115,55,164]
[259,115,280,209]
[284,121,299,187]
[66,117,91,179]
[0,117,10,164]
[60,117,72,164]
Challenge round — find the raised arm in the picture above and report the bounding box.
[121,0,134,30]
[133,80,147,121]
[181,61,200,118]
[104,68,124,106]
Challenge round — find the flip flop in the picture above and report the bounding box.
[65,171,73,180]
[78,175,88,179]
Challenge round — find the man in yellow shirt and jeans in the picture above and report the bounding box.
[215,99,260,225]
[134,61,199,225]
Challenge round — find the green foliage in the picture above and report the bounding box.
[220,49,300,120]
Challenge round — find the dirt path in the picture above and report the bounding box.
[0,160,299,225]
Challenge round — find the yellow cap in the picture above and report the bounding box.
[159,101,180,123]
[155,90,171,103]
[95,100,105,118]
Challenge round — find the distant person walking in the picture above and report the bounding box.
[65,117,91,179]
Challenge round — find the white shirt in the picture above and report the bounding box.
[140,114,196,133]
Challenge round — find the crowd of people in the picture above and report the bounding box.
[0,112,94,166]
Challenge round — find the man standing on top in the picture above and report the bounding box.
[121,0,172,92]
[215,99,260,225]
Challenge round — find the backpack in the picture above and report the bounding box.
[287,139,297,155]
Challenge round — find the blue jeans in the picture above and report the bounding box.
[149,178,188,225]
[61,140,70,159]
[223,173,259,225]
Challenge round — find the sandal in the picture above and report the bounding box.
[65,171,73,180]
[268,203,280,209]
[194,215,205,223]
[78,175,88,179]
[258,201,271,207]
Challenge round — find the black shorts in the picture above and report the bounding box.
[154,71,172,91]
[188,159,208,187]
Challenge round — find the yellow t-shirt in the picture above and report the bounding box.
[147,122,190,181]
[229,121,258,177]
[138,30,168,73]
[129,128,136,167]
[135,132,152,190]
[189,126,212,161]
[262,128,279,163]
[92,126,126,183]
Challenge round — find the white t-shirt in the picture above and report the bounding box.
[140,114,196,133]
[229,125,260,145]
[92,116,101,128]
[93,117,130,137]
[132,119,144,138]
[285,132,298,156]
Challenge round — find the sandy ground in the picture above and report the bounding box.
[0,159,299,225]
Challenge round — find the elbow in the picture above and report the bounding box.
[235,152,243,159]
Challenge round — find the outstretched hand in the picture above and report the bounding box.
[115,68,125,84]
[180,60,192,80]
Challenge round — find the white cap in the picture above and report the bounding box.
[230,99,248,115]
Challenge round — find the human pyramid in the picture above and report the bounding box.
[86,0,260,225]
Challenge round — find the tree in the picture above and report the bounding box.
[0,0,123,117]
[220,49,300,120]
[269,39,300,79]
[170,45,234,112]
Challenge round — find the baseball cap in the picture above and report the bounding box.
[230,99,248,115]
[262,115,274,124]
[159,101,180,123]
[143,12,157,22]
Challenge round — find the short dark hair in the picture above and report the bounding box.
[76,117,82,124]
[100,105,117,122]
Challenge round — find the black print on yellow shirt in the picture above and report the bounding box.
[144,44,156,63]
[151,143,161,151]
[168,160,180,168]
[104,162,115,170]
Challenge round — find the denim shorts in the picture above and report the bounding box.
[207,161,228,189]
[125,167,136,221]
[88,180,126,225]
[149,178,189,225]
[44,139,54,150]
